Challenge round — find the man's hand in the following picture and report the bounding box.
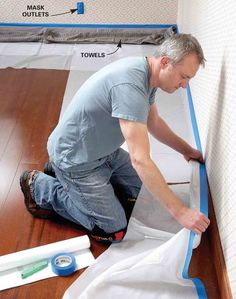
[184,148,204,163]
[175,206,210,234]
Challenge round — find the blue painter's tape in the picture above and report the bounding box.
[199,163,208,216]
[193,278,208,298]
[187,85,202,152]
[182,80,209,298]
[182,230,194,280]
[0,23,176,28]
[77,2,84,14]
[176,22,208,297]
[182,231,207,299]
[187,84,209,217]
[51,253,76,276]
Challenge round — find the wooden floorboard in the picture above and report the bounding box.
[0,68,219,298]
[189,228,220,298]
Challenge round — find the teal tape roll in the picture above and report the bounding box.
[51,253,76,276]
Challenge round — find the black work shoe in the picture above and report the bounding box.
[43,161,56,178]
[90,225,127,244]
[20,170,57,219]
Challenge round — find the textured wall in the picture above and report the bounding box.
[0,0,177,24]
[178,1,236,296]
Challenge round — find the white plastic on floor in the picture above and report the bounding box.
[0,42,156,70]
[63,161,207,299]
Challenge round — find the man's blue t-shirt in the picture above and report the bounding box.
[47,57,157,171]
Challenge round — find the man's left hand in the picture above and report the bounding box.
[184,148,204,163]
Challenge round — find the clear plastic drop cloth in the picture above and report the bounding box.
[63,161,207,299]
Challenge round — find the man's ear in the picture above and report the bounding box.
[160,56,171,68]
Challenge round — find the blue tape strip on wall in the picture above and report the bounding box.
[51,253,77,276]
[0,23,176,28]
[183,74,208,299]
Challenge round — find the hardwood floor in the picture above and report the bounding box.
[0,68,219,298]
[189,228,220,298]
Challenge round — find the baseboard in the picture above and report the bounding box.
[208,184,233,299]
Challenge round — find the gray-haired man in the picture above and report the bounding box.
[20,34,210,243]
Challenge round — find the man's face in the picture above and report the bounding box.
[158,54,200,93]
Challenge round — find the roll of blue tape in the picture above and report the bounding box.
[51,253,76,276]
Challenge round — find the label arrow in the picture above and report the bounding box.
[51,8,77,17]
[106,40,122,56]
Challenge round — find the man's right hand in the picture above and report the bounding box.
[175,206,210,234]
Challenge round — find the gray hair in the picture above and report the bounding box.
[154,33,206,67]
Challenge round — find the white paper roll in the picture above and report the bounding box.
[0,235,90,272]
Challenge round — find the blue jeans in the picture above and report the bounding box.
[32,148,142,233]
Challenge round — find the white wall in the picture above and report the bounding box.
[178,1,236,296]
[0,0,177,24]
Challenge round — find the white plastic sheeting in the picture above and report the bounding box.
[63,161,208,299]
[0,42,155,70]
